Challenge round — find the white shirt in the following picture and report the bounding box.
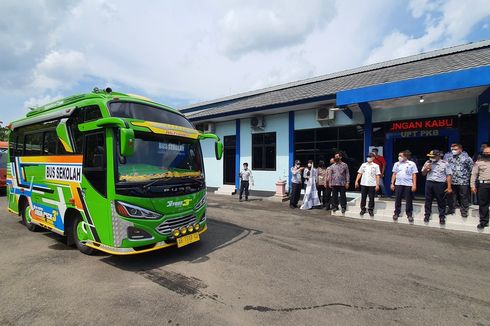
[239,169,253,182]
[357,162,381,187]
[392,160,418,186]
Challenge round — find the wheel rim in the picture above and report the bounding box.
[24,206,33,224]
[75,219,89,244]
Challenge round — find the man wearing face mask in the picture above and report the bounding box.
[391,150,418,222]
[290,160,304,209]
[355,153,381,216]
[446,144,473,217]
[328,152,350,213]
[471,146,490,229]
[422,150,453,225]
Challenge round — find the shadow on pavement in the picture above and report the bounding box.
[100,218,262,272]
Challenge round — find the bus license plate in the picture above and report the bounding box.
[177,233,200,248]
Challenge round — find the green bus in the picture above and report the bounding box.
[6,88,222,255]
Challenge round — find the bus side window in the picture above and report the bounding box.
[9,130,18,162]
[43,130,68,155]
[68,105,103,153]
[83,132,106,197]
[24,133,43,156]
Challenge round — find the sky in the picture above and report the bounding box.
[1,0,490,125]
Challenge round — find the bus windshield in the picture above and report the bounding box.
[109,101,193,129]
[117,132,203,184]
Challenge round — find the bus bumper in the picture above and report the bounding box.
[84,225,207,255]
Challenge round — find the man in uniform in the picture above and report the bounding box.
[391,150,418,222]
[446,143,473,217]
[421,150,453,225]
[471,146,490,229]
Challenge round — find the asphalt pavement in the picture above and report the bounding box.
[0,193,489,326]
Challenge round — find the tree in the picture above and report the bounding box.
[0,126,9,141]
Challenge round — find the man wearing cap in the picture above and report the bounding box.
[290,160,304,209]
[471,146,490,229]
[445,143,473,217]
[422,150,453,225]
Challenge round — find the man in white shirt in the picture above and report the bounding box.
[238,162,254,202]
[390,150,418,222]
[355,153,380,216]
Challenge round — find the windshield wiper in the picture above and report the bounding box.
[142,177,173,190]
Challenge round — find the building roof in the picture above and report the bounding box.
[183,39,490,121]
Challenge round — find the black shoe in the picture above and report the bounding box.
[392,214,399,221]
[439,218,446,225]
[368,210,374,217]
[290,204,296,209]
[424,216,430,223]
[245,198,249,201]
[461,213,468,218]
[407,215,414,223]
[360,210,366,216]
[477,223,488,229]
[332,207,339,212]
[446,209,455,215]
[239,198,243,202]
[341,208,346,214]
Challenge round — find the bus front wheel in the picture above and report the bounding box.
[21,204,39,232]
[72,216,94,255]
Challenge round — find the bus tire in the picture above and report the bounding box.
[21,203,39,232]
[72,215,94,255]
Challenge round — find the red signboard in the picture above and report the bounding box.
[390,118,454,132]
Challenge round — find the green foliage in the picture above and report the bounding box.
[0,126,9,141]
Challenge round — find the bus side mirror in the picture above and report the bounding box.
[120,128,135,157]
[56,119,74,153]
[215,141,223,160]
[198,133,223,160]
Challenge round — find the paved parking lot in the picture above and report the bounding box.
[1,193,490,325]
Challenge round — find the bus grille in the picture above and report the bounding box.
[156,215,197,235]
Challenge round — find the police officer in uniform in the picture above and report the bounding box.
[422,150,453,225]
[471,146,490,229]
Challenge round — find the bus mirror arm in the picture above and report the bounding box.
[198,133,223,160]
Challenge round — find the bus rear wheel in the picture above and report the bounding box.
[21,204,39,232]
[71,216,94,255]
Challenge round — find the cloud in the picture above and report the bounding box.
[0,0,80,92]
[365,0,490,64]
[31,50,87,91]
[219,0,335,59]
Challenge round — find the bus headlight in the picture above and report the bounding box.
[194,223,200,231]
[172,229,180,237]
[115,201,161,220]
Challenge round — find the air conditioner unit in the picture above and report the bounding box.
[250,116,266,130]
[195,122,215,133]
[202,122,215,133]
[316,107,335,124]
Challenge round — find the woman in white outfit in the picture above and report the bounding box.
[301,160,321,210]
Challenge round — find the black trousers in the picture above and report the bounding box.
[360,186,375,211]
[447,184,470,214]
[290,182,302,206]
[394,185,413,215]
[239,180,249,199]
[478,183,490,224]
[317,186,326,206]
[425,181,446,218]
[332,186,347,209]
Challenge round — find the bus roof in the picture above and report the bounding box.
[12,88,183,124]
